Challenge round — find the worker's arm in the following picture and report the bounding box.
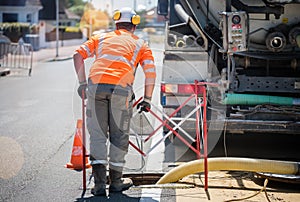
[73,35,97,84]
[140,45,156,101]
[144,79,155,102]
[137,79,155,113]
[137,45,156,112]
[73,52,87,99]
[73,52,86,84]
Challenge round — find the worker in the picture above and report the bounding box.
[73,7,156,196]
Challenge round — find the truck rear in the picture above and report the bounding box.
[157,0,300,152]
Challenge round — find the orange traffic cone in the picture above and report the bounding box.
[65,119,91,170]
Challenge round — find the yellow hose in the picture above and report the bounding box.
[156,157,299,184]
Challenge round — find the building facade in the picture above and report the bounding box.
[0,0,43,24]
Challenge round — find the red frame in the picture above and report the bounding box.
[129,80,216,190]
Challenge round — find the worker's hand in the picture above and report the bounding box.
[137,99,151,113]
[77,83,87,99]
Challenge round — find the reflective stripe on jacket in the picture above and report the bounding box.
[76,29,156,87]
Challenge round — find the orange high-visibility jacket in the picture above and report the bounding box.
[76,29,156,87]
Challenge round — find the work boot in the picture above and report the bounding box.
[109,168,133,192]
[91,164,107,196]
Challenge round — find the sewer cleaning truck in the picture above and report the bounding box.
[156,0,300,153]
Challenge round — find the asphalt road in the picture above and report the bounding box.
[0,58,82,201]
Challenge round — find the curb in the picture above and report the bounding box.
[43,56,73,62]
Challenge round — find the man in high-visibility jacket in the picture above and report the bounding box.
[73,7,156,196]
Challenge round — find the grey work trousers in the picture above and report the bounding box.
[86,83,133,169]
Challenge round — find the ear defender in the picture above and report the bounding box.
[113,8,140,25]
[113,10,121,21]
[131,14,140,25]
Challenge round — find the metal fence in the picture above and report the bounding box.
[0,42,33,76]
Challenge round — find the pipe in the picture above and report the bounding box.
[174,4,208,50]
[183,35,196,46]
[175,38,185,48]
[174,4,189,24]
[265,32,286,52]
[167,33,177,46]
[226,0,232,12]
[156,157,300,184]
[223,93,300,106]
[196,36,204,47]
[289,26,300,47]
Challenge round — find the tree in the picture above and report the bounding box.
[78,2,109,37]
[69,5,86,17]
[137,10,147,28]
[65,0,86,17]
[66,0,85,8]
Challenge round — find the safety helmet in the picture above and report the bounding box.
[113,7,140,25]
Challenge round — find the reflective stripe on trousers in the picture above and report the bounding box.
[86,83,133,167]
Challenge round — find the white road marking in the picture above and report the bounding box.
[139,118,165,201]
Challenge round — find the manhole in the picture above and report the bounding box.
[123,173,164,186]
[255,172,300,184]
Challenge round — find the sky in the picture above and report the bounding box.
[88,0,157,13]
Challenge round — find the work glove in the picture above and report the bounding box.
[137,98,151,113]
[77,83,87,99]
